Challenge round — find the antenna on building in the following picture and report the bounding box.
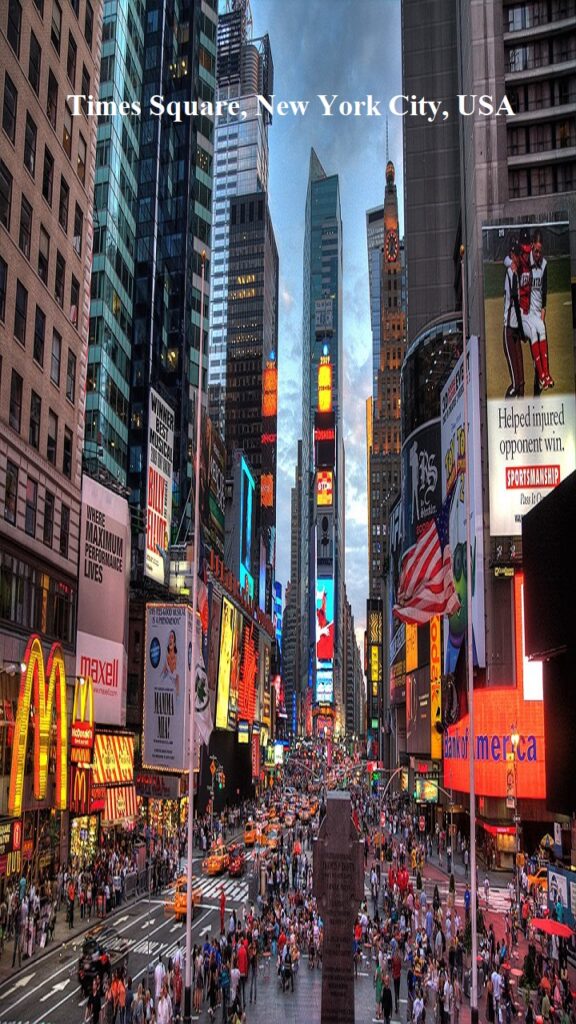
[386,116,389,163]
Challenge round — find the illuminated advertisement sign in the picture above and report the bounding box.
[430,616,442,759]
[237,720,250,744]
[76,476,130,725]
[260,473,274,508]
[440,336,486,672]
[262,360,278,418]
[415,778,438,803]
[0,819,22,878]
[240,457,255,599]
[316,470,333,506]
[315,577,334,704]
[514,572,542,702]
[145,388,174,584]
[368,601,383,708]
[483,220,575,536]
[143,604,192,771]
[388,499,406,705]
[93,733,134,785]
[251,732,261,781]
[315,297,333,335]
[8,635,68,817]
[406,668,431,756]
[314,411,336,469]
[401,419,442,552]
[216,598,243,731]
[238,620,259,723]
[70,675,95,763]
[318,357,333,413]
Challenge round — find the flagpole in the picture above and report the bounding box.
[460,245,478,1024]
[184,250,206,1024]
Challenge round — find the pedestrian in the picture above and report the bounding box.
[85,977,102,1024]
[484,876,490,908]
[375,962,384,1021]
[382,974,393,1024]
[392,947,402,1013]
[154,955,166,1007]
[248,934,258,1004]
[156,983,172,1024]
[219,886,226,936]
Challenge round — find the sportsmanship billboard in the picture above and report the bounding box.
[483,220,575,536]
[440,336,486,673]
[315,577,334,704]
[146,388,174,583]
[76,476,130,725]
[143,604,192,771]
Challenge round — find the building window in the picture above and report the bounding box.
[43,491,54,546]
[58,176,69,229]
[28,32,41,94]
[13,280,28,344]
[33,305,45,364]
[62,104,72,158]
[2,73,18,143]
[63,427,72,477]
[33,0,44,14]
[29,390,41,449]
[77,133,86,184]
[50,328,61,385]
[4,461,18,524]
[55,250,65,306]
[38,225,50,283]
[47,409,57,463]
[25,478,38,536]
[0,256,6,321]
[66,348,76,402]
[59,503,70,556]
[42,147,54,204]
[70,274,79,324]
[84,1,93,46]
[70,0,79,15]
[47,70,58,129]
[18,196,32,258]
[24,113,37,176]
[50,0,62,52]
[0,160,13,228]
[73,202,83,255]
[7,0,22,57]
[9,369,23,432]
[81,65,90,106]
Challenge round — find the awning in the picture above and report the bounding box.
[103,784,138,824]
[480,821,515,836]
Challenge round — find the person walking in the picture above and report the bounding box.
[392,948,402,1014]
[382,974,393,1024]
[248,935,258,1004]
[86,978,102,1024]
[375,962,384,1021]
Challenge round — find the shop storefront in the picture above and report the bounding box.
[70,815,99,862]
[0,817,22,896]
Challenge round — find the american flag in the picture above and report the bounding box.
[393,496,461,625]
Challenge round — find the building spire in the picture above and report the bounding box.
[386,116,389,163]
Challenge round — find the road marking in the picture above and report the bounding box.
[10,973,36,989]
[170,923,180,932]
[39,978,70,1002]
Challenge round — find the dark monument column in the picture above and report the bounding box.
[313,790,364,1024]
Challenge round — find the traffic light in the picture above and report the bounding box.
[217,770,225,790]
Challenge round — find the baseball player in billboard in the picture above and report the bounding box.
[524,230,554,390]
[502,240,526,398]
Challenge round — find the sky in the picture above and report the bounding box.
[250,0,404,646]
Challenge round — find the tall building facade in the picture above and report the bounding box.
[127,0,218,572]
[0,0,100,857]
[84,0,144,485]
[301,149,346,736]
[366,205,385,401]
[208,1,273,437]
[367,162,406,605]
[401,0,575,852]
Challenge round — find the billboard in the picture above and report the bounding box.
[145,388,174,583]
[415,778,438,803]
[483,220,575,537]
[143,604,192,771]
[315,577,334,704]
[215,598,244,731]
[316,470,333,507]
[76,476,130,725]
[406,668,431,756]
[440,336,486,673]
[388,498,406,704]
[92,733,134,785]
[239,456,255,599]
[237,620,259,724]
[401,420,442,552]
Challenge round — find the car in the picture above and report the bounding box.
[164,875,201,922]
[244,821,258,846]
[263,828,280,851]
[77,925,129,994]
[228,844,246,877]
[527,867,548,894]
[203,843,230,876]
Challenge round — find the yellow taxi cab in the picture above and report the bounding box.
[203,842,230,876]
[263,827,280,851]
[164,875,200,922]
[527,866,548,894]
[244,821,258,847]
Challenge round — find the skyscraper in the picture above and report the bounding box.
[127,0,218,574]
[208,0,273,437]
[0,0,100,835]
[84,0,144,485]
[301,149,345,736]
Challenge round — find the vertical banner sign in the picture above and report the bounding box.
[440,336,486,673]
[216,598,235,730]
[70,675,95,763]
[315,577,335,704]
[9,636,68,817]
[76,476,130,725]
[430,616,442,759]
[143,604,191,771]
[146,389,175,584]
[251,732,261,782]
[483,220,575,535]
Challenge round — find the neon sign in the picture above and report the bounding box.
[8,635,68,817]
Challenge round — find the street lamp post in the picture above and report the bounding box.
[511,727,520,908]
